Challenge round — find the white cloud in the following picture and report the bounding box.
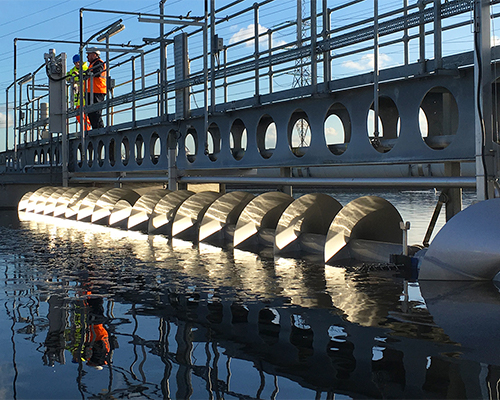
[229,24,286,50]
[0,111,12,128]
[325,126,343,143]
[342,53,391,71]
[493,35,500,46]
[265,122,277,149]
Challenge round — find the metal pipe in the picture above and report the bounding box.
[404,0,409,67]
[210,0,216,112]
[254,3,260,101]
[18,80,22,150]
[13,39,17,158]
[31,74,35,142]
[159,0,166,118]
[179,176,477,188]
[106,35,110,128]
[5,88,9,150]
[322,0,330,83]
[311,0,317,89]
[224,47,228,103]
[79,9,85,161]
[373,0,380,138]
[70,175,477,188]
[419,0,426,71]
[203,0,209,156]
[434,0,442,69]
[131,57,136,124]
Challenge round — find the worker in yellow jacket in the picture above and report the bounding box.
[68,54,92,131]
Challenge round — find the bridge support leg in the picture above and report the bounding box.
[444,162,462,221]
[168,131,178,191]
[474,0,498,200]
[278,167,292,196]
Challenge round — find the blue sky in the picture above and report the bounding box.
[0,0,492,152]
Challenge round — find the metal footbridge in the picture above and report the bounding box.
[4,0,500,280]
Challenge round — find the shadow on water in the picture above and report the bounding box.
[0,209,21,229]
[0,210,499,399]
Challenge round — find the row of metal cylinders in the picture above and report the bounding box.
[18,186,406,264]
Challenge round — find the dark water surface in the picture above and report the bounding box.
[1,190,499,399]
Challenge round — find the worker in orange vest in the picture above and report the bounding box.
[84,48,107,129]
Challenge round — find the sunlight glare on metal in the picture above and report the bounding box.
[233,221,258,247]
[97,23,125,42]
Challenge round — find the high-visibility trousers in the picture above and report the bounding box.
[76,105,92,132]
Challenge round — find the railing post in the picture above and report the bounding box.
[434,0,442,70]
[160,0,166,119]
[132,57,136,125]
[5,89,8,151]
[254,3,260,103]
[203,1,209,156]
[268,30,273,94]
[474,0,497,200]
[210,0,216,113]
[373,0,380,138]
[418,0,426,73]
[223,47,228,103]
[322,0,330,84]
[403,0,409,68]
[311,0,317,90]
[13,39,17,160]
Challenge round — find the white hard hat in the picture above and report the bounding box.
[86,47,101,56]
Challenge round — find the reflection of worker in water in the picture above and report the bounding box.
[71,296,111,370]
[43,295,67,367]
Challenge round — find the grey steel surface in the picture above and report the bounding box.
[274,193,342,255]
[171,191,222,240]
[109,199,136,229]
[76,188,108,222]
[127,189,171,232]
[199,191,255,246]
[419,198,500,280]
[17,191,34,212]
[91,188,141,225]
[148,190,195,235]
[57,188,88,219]
[233,191,294,251]
[43,188,68,216]
[2,0,498,194]
[325,195,403,263]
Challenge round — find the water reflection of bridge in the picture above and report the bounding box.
[15,219,498,399]
[1,0,499,213]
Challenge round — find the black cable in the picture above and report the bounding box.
[45,63,71,82]
[474,24,490,200]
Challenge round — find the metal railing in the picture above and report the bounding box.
[3,0,500,157]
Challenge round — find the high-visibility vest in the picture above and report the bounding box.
[67,62,88,82]
[67,62,88,106]
[86,58,107,94]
